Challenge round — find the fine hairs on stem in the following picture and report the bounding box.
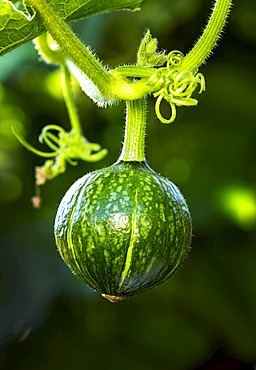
[181,0,232,72]
[25,0,232,102]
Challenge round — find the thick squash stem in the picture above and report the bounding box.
[119,98,147,162]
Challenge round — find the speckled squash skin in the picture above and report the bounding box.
[54,161,192,299]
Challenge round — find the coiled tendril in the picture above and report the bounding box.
[13,124,107,186]
[152,51,206,124]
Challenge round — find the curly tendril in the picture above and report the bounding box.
[12,125,107,186]
[152,51,206,124]
[167,50,184,67]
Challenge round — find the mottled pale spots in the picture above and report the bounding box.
[54,161,192,300]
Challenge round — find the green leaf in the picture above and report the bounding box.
[137,30,152,66]
[0,0,143,57]
[137,29,167,67]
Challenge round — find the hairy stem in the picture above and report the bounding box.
[26,0,232,102]
[119,98,147,162]
[61,66,82,138]
[26,0,113,93]
[25,0,157,101]
[181,0,232,72]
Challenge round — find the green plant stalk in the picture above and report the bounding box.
[25,0,113,92]
[111,66,155,79]
[119,98,147,162]
[181,0,232,72]
[26,0,232,101]
[25,0,157,100]
[35,33,64,64]
[61,66,82,138]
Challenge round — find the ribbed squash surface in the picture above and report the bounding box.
[54,161,192,298]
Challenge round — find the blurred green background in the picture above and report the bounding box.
[1,0,256,369]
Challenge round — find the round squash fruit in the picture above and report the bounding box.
[54,160,192,302]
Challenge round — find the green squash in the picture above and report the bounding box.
[54,160,192,302]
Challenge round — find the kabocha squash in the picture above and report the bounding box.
[54,99,192,302]
[54,160,192,302]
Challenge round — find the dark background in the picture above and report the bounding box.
[1,0,256,368]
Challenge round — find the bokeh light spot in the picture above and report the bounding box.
[220,186,256,230]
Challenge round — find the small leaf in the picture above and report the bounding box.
[145,37,157,55]
[137,29,167,67]
[0,0,144,57]
[137,29,152,66]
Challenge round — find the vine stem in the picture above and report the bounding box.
[180,0,232,72]
[61,66,82,138]
[25,0,156,100]
[25,0,112,91]
[26,0,232,101]
[119,98,147,162]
